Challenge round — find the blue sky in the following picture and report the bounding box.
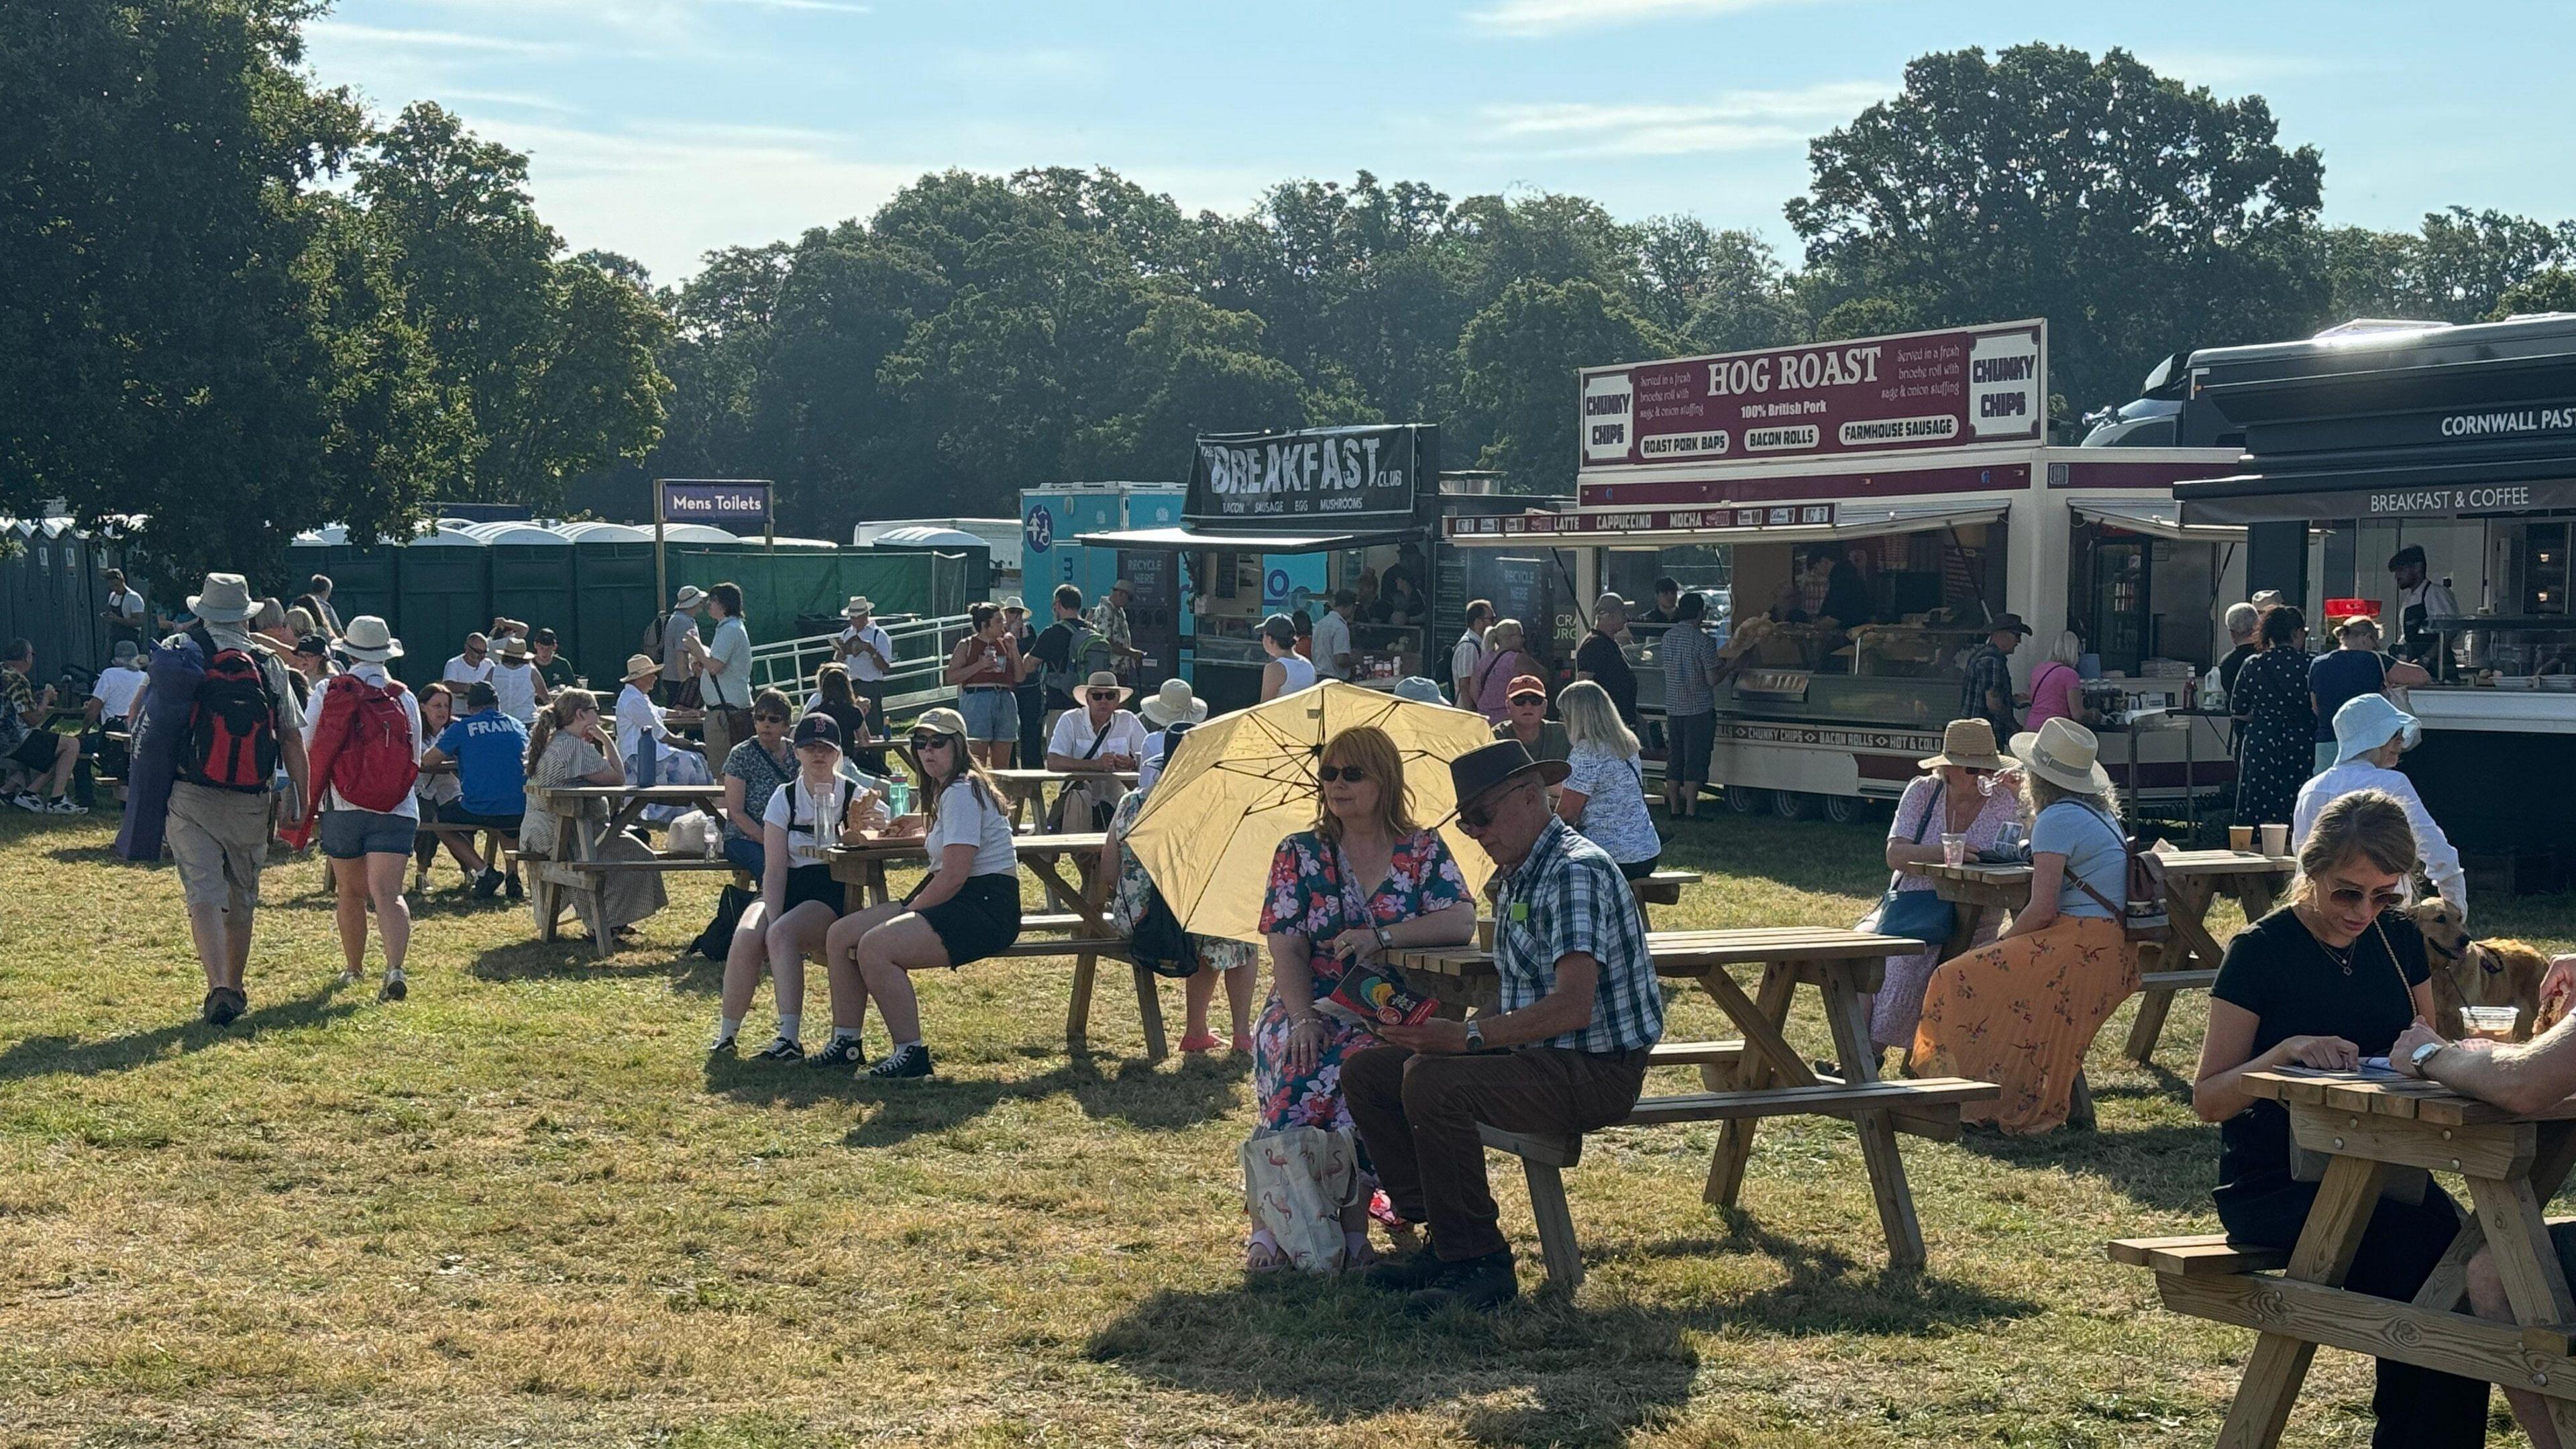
[305,0,2576,286]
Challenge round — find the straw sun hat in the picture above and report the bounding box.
[2010,716,2114,795]
[1919,718,2010,771]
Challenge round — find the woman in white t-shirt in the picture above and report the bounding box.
[716,712,883,1061]
[818,706,1023,1079]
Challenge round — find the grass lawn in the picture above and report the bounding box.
[4,805,2571,1447]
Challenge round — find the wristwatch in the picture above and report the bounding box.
[1373,924,1393,953]
[1464,1018,1487,1053]
[2408,1040,2445,1076]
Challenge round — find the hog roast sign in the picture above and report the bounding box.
[1579,320,2046,470]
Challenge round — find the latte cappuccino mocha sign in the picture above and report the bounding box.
[1578,320,2047,470]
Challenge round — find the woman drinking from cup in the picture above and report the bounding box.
[2191,790,2483,1448]
[817,706,1024,1079]
[945,603,1023,771]
[1911,717,2142,1134]
[1248,724,1476,1270]
[715,713,882,1061]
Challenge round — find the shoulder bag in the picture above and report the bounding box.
[2061,804,2169,943]
[1866,782,1957,945]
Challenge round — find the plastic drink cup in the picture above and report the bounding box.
[2229,824,2255,851]
[2461,1006,2520,1042]
[1941,833,1968,867]
[2260,822,2290,857]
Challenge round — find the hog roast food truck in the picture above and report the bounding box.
[1446,319,2249,822]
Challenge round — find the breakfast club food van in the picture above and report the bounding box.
[1450,319,2249,820]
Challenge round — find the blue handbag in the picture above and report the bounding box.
[1868,783,1958,945]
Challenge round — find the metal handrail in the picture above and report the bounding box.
[747,612,975,720]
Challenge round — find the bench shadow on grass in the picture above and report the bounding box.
[467,934,719,987]
[1954,1119,2216,1214]
[702,1046,1249,1138]
[1087,1224,2027,1444]
[0,985,361,1081]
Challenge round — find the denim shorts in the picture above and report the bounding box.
[320,807,419,860]
[959,687,1017,742]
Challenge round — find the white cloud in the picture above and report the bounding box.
[1466,0,1817,37]
[2129,50,2357,89]
[306,21,577,57]
[1481,81,1886,156]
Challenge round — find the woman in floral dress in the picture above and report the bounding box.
[2233,606,2316,830]
[1250,724,1475,1270]
[1864,719,2023,1061]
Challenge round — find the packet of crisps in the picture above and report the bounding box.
[1322,965,1441,1030]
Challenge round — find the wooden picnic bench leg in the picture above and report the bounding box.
[2127,877,2219,1063]
[1522,1159,1585,1291]
[2414,1122,2576,1313]
[2216,1152,2391,1449]
[1066,951,1097,1052]
[1131,961,1168,1063]
[1701,961,1808,1209]
[1938,900,1982,967]
[1819,959,1926,1270]
[2463,1171,2576,1442]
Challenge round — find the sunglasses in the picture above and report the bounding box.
[2328,886,2411,913]
[909,734,955,752]
[754,713,789,724]
[1088,690,1121,701]
[1317,765,1368,784]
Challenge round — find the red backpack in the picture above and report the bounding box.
[313,673,420,813]
[182,643,282,793]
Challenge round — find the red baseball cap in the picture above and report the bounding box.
[1506,675,1548,701]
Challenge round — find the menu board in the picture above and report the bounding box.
[1118,547,1179,690]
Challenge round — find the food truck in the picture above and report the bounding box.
[2173,313,2576,861]
[1076,425,1460,713]
[1447,320,2248,820]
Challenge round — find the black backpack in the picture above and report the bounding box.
[1128,885,1197,979]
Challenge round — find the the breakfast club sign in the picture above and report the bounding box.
[1579,320,2046,469]
[1185,424,1431,523]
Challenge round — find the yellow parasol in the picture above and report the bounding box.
[1125,680,1499,943]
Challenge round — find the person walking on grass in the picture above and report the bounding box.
[816,707,1024,1079]
[150,572,310,1026]
[1342,739,1663,1313]
[3,637,84,814]
[297,616,421,1003]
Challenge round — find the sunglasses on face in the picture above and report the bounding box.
[754,714,788,725]
[910,734,955,752]
[1088,690,1120,701]
[2328,886,2410,912]
[1317,765,1367,784]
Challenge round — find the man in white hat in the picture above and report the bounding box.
[659,585,707,705]
[833,596,894,715]
[1045,669,1147,828]
[158,571,309,1027]
[1136,676,1208,778]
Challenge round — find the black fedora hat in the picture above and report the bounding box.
[1447,739,1570,816]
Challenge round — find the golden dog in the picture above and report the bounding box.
[2413,897,2548,1041]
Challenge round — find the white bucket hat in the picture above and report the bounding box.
[338,615,402,661]
[673,584,706,608]
[1139,677,1207,727]
[843,596,873,619]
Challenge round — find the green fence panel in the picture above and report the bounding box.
[288,542,400,633]
[570,541,660,690]
[488,544,576,659]
[392,543,491,688]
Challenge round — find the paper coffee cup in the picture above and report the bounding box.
[2229,824,2254,851]
[2260,822,2290,857]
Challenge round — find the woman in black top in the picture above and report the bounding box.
[2194,788,2487,1447]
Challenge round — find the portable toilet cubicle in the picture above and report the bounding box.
[390,527,491,687]
[468,522,575,657]
[1019,483,1183,609]
[286,525,400,633]
[558,521,660,690]
[858,526,991,614]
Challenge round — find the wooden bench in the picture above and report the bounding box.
[1631,868,1701,906]
[1485,1076,2000,1289]
[2107,1232,2288,1277]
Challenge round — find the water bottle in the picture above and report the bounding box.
[886,775,912,818]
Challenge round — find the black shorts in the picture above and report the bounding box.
[782,862,843,918]
[7,731,63,772]
[903,872,1022,967]
[1667,711,1716,787]
[437,801,525,835]
[1617,853,1662,881]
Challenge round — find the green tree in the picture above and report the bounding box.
[0,0,463,577]
[1787,44,2326,415]
[1457,278,1668,495]
[358,103,667,509]
[2493,268,2576,319]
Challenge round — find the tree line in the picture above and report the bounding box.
[13,4,2576,569]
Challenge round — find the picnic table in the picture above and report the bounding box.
[1902,846,2294,1064]
[526,782,729,955]
[1386,926,1999,1285]
[825,831,1173,1061]
[985,767,1138,832]
[2114,1067,2576,1446]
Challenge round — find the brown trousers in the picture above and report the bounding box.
[1342,1043,1648,1263]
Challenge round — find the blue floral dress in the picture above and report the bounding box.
[1254,828,1472,1139]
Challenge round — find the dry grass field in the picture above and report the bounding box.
[5,806,2571,1447]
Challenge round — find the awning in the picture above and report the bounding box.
[2175,453,2576,526]
[1073,523,1421,553]
[1444,498,2006,549]
[2069,498,2251,543]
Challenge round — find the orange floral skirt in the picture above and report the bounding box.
[1909,914,2138,1135]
